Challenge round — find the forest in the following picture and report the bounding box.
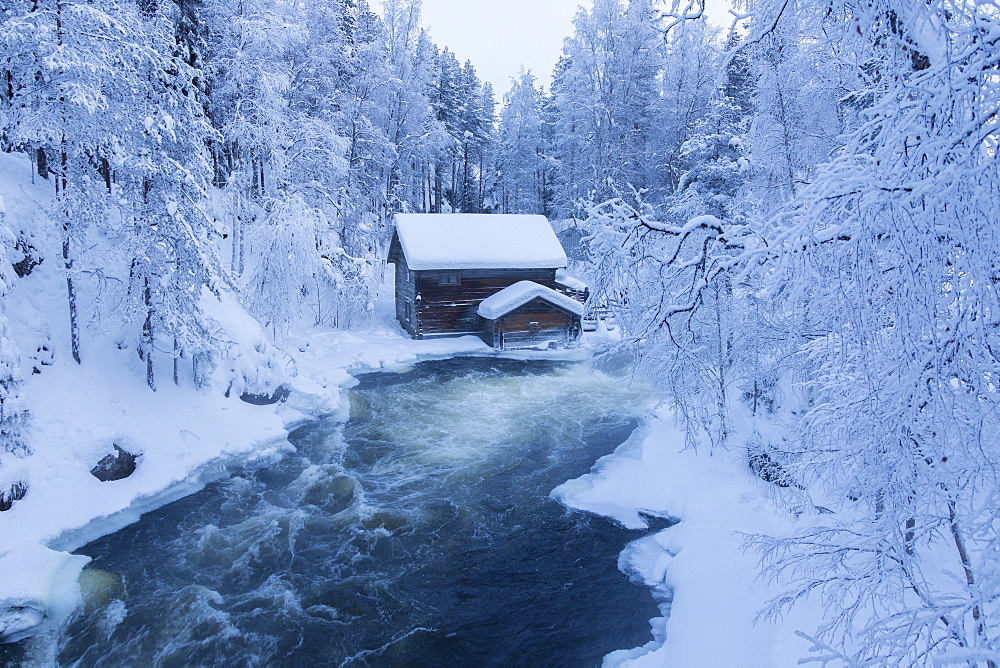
[0,0,997,665]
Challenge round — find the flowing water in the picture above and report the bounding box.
[35,358,661,666]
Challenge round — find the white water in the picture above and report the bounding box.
[9,357,663,666]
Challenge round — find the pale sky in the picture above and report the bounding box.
[414,0,738,99]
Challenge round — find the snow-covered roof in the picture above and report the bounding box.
[554,270,587,291]
[393,214,567,270]
[477,281,585,320]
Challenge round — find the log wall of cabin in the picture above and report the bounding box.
[393,260,419,336]
[416,269,558,337]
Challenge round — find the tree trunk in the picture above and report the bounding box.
[57,0,79,365]
[172,337,180,386]
[947,500,990,659]
[60,151,80,364]
[143,277,155,390]
[64,237,80,365]
[231,215,242,275]
[35,148,47,179]
[99,156,111,192]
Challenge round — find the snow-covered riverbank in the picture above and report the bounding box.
[556,408,824,667]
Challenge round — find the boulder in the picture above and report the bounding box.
[11,237,42,278]
[0,604,44,644]
[90,445,139,482]
[747,443,802,490]
[747,442,805,489]
[0,545,90,644]
[239,384,291,406]
[0,481,26,512]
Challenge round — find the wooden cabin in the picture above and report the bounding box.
[478,281,584,349]
[387,214,586,349]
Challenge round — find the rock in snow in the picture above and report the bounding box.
[239,384,291,406]
[90,445,140,483]
[0,481,26,512]
[0,544,90,643]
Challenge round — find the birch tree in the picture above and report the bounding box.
[752,1,1000,663]
[496,70,549,215]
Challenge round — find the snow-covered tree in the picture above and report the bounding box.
[0,195,29,510]
[495,70,549,215]
[243,194,320,337]
[646,15,721,200]
[573,13,755,446]
[580,188,755,446]
[550,0,661,205]
[379,0,449,214]
[737,1,1000,663]
[0,201,29,460]
[0,0,175,364]
[203,0,299,276]
[120,4,228,391]
[576,4,1000,660]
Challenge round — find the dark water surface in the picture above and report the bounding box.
[45,358,659,666]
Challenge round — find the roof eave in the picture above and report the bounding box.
[406,262,567,271]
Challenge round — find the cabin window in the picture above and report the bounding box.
[403,301,411,322]
[528,321,540,334]
[436,273,461,286]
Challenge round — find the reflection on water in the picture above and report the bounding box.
[42,358,658,666]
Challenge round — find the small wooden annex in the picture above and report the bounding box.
[386,214,587,350]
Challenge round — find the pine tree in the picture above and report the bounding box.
[455,60,490,213]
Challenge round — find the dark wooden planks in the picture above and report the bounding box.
[414,269,558,337]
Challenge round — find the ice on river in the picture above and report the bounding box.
[0,545,90,644]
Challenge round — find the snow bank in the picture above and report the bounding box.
[478,281,585,320]
[199,288,296,398]
[0,545,90,643]
[393,213,567,270]
[553,407,820,667]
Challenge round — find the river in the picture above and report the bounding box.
[22,357,664,666]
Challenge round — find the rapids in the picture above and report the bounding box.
[29,358,663,666]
